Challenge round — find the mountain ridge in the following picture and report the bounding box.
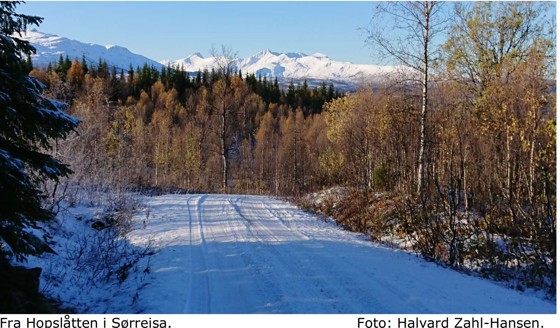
[21,30,396,87]
[162,50,396,84]
[21,29,164,70]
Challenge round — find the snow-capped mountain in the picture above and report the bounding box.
[163,49,396,85]
[21,30,396,88]
[20,29,163,70]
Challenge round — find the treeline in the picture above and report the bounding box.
[31,54,341,196]
[38,54,341,117]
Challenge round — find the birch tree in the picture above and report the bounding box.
[210,46,238,193]
[367,1,448,198]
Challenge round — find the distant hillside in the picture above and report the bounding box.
[22,30,399,90]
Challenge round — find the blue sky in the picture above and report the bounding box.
[20,1,380,64]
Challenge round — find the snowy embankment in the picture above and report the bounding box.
[122,194,554,314]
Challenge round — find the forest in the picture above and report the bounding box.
[30,53,342,196]
[1,0,556,306]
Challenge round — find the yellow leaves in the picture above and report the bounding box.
[445,2,552,90]
[103,105,138,163]
[319,150,345,179]
[66,59,84,87]
[324,88,393,152]
[324,95,352,143]
[536,117,556,167]
[104,128,119,159]
[184,132,201,174]
[121,105,136,134]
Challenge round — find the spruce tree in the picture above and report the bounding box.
[63,55,71,72]
[0,1,79,262]
[55,54,65,79]
[81,54,88,75]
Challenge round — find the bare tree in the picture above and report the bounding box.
[209,46,239,193]
[210,45,238,78]
[366,1,449,198]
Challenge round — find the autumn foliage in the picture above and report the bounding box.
[30,2,555,295]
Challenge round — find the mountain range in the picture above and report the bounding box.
[21,30,396,88]
[162,49,396,85]
[22,29,163,70]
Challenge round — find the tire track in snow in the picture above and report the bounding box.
[280,198,434,312]
[255,198,465,313]
[133,194,555,314]
[220,198,286,313]
[183,195,211,313]
[231,196,353,313]
[226,196,302,312]
[234,196,433,313]
[189,195,279,313]
[258,198,433,312]
[257,197,393,313]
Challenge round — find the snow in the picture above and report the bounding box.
[0,91,12,102]
[25,202,152,313]
[0,149,26,171]
[21,29,399,88]
[25,193,555,314]
[124,194,554,314]
[311,52,328,59]
[19,30,162,70]
[164,49,398,83]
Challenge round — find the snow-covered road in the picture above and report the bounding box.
[127,194,555,314]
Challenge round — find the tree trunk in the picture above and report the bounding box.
[274,135,279,196]
[155,139,159,186]
[221,106,228,194]
[292,126,297,195]
[417,3,430,199]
